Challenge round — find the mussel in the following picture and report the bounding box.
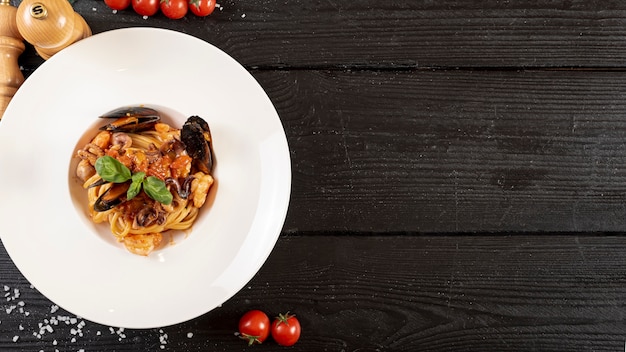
[181,115,213,174]
[93,182,130,212]
[98,106,160,133]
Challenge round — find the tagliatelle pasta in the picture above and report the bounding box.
[75,107,214,256]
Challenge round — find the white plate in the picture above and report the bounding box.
[0,28,291,329]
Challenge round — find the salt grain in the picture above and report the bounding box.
[4,285,9,291]
[187,332,193,338]
[112,9,117,13]
[12,335,19,342]
[241,13,246,18]
[51,304,59,313]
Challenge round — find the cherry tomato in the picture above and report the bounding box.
[104,0,131,10]
[271,312,301,347]
[160,0,187,19]
[238,310,270,345]
[132,0,159,16]
[188,0,215,17]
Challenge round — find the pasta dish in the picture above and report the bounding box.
[74,107,214,256]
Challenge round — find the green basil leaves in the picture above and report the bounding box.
[94,156,173,205]
[143,176,173,205]
[95,155,131,183]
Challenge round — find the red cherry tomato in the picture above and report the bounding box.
[104,0,131,10]
[160,0,187,19]
[188,0,215,17]
[132,0,159,16]
[238,310,270,345]
[271,312,301,347]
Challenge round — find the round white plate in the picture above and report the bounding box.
[0,28,291,329]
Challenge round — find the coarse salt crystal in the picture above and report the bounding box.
[12,335,19,342]
[18,324,23,330]
[187,332,193,338]
[241,13,246,18]
[4,285,9,291]
[112,9,117,13]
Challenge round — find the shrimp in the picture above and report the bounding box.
[122,233,162,256]
[190,172,213,208]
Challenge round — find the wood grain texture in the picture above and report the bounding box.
[249,69,626,233]
[2,236,626,351]
[49,0,626,69]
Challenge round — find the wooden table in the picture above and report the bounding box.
[3,0,626,350]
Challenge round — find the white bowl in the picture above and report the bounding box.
[0,28,291,329]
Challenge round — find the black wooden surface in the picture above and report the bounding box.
[3,0,626,351]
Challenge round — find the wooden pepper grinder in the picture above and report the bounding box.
[0,0,25,120]
[16,0,91,60]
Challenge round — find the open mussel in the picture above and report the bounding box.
[181,115,213,174]
[99,106,160,133]
[93,182,130,212]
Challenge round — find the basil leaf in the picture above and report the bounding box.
[95,156,132,183]
[143,176,173,205]
[127,172,146,200]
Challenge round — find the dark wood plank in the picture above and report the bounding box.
[31,0,626,69]
[2,235,626,351]
[250,69,626,233]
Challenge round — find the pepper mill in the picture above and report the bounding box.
[16,0,91,60]
[0,0,25,120]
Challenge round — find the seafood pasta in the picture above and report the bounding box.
[74,107,214,256]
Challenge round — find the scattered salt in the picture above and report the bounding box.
[12,335,19,342]
[112,9,117,13]
[187,332,193,338]
[159,329,169,349]
[51,304,59,313]
[241,13,246,18]
[4,285,9,291]
[142,15,148,19]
